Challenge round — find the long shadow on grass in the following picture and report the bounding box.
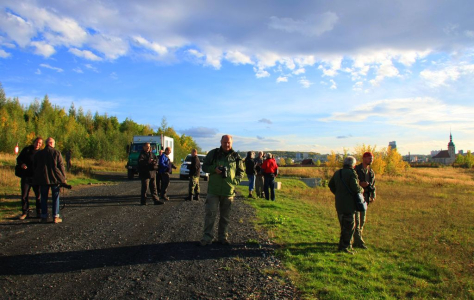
[285,242,339,254]
[0,242,265,276]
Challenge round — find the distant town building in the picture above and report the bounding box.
[295,152,309,161]
[432,133,456,165]
[389,141,397,150]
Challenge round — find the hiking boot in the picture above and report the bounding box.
[218,239,230,245]
[19,213,28,220]
[162,196,169,201]
[54,217,62,224]
[199,240,211,246]
[193,194,200,201]
[354,244,368,249]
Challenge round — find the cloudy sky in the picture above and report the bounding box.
[1,0,473,154]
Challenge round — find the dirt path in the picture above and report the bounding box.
[0,173,297,299]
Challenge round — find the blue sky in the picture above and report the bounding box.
[1,0,474,154]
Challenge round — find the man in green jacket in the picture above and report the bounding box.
[200,135,244,246]
[328,156,363,254]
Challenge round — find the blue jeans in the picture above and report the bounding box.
[247,174,255,192]
[41,185,61,218]
[264,174,275,201]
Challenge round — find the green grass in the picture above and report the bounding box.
[237,174,474,299]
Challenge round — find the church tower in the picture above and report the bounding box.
[447,132,455,163]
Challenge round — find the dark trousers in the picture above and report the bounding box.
[338,213,355,251]
[160,173,170,197]
[140,177,159,204]
[155,174,162,194]
[263,174,275,201]
[20,177,41,214]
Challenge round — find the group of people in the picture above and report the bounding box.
[16,134,377,253]
[16,136,68,223]
[138,134,245,246]
[244,151,279,201]
[328,152,376,254]
[137,144,176,205]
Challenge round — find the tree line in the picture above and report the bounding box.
[0,83,200,162]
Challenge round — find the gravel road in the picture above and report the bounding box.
[0,173,298,299]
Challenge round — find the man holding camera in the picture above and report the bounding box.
[200,135,245,246]
[354,152,376,249]
[138,143,163,205]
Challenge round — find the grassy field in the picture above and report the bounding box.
[0,153,124,219]
[237,167,474,299]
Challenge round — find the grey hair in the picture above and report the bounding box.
[343,156,357,167]
[266,152,272,159]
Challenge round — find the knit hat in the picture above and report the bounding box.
[363,152,373,158]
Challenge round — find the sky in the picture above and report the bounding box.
[1,0,474,154]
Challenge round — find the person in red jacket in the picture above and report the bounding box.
[261,153,278,201]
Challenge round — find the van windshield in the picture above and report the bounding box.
[131,143,157,153]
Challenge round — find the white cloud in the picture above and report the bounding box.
[276,76,288,83]
[293,68,305,75]
[0,49,10,58]
[201,46,222,69]
[35,68,41,75]
[298,77,313,88]
[254,67,270,78]
[89,34,128,60]
[73,67,83,73]
[268,12,339,36]
[370,59,400,86]
[420,67,460,87]
[69,48,102,61]
[40,63,63,72]
[320,97,474,131]
[187,49,204,58]
[133,36,168,56]
[0,12,36,47]
[225,50,252,65]
[110,72,118,80]
[329,79,337,89]
[30,41,55,57]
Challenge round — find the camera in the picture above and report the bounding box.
[218,166,227,178]
[366,184,375,193]
[60,183,72,189]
